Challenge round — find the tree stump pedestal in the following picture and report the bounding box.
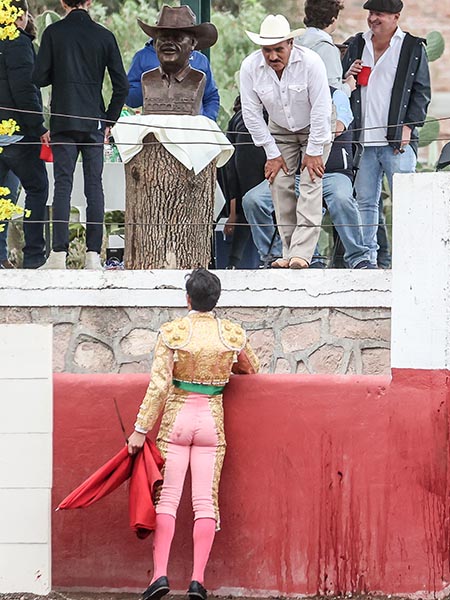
[124,133,216,269]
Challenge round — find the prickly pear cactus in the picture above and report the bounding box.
[34,10,60,44]
[425,31,445,62]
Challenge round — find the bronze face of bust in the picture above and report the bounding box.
[154,30,195,75]
[137,5,218,116]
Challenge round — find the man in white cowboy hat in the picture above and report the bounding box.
[136,6,218,116]
[240,14,332,269]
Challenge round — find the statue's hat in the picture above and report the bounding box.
[138,5,218,50]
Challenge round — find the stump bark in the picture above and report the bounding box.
[124,133,216,269]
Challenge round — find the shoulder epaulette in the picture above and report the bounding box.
[218,318,246,351]
[160,317,192,349]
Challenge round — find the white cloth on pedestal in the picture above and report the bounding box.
[112,114,234,175]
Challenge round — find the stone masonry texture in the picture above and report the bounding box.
[0,306,391,375]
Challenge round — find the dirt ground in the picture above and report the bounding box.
[0,593,403,600]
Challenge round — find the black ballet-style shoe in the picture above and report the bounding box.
[143,576,170,600]
[188,580,207,600]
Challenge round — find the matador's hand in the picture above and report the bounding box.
[127,430,146,455]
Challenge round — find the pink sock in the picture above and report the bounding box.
[151,513,176,583]
[191,517,216,584]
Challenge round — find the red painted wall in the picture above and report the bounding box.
[53,370,450,595]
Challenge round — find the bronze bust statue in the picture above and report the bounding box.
[137,5,218,116]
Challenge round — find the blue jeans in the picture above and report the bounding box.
[52,130,104,253]
[242,179,282,263]
[354,144,416,264]
[322,173,370,268]
[0,138,49,267]
[0,170,20,262]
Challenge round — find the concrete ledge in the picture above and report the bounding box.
[0,269,391,308]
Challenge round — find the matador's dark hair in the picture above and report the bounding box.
[303,0,344,29]
[185,268,221,312]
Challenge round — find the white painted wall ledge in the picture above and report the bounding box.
[0,269,391,308]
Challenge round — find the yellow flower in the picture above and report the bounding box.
[0,118,20,136]
[0,199,27,231]
[0,0,22,41]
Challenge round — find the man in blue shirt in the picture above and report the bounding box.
[127,39,220,121]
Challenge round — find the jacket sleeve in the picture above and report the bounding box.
[232,340,260,374]
[240,58,280,160]
[6,34,46,136]
[200,58,220,121]
[105,34,129,124]
[405,44,431,129]
[134,334,174,433]
[126,48,146,108]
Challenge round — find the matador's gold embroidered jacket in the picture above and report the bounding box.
[135,311,259,436]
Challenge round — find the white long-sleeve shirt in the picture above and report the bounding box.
[240,45,332,159]
[297,28,352,97]
[360,27,405,146]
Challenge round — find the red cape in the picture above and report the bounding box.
[57,439,164,538]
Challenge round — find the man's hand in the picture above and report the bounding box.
[394,125,412,154]
[264,156,289,184]
[104,126,111,144]
[335,120,346,137]
[127,430,146,455]
[224,198,237,236]
[344,74,357,92]
[40,131,51,146]
[345,59,363,79]
[301,154,325,182]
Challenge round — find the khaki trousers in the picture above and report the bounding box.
[269,121,331,263]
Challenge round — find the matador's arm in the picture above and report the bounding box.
[134,334,174,433]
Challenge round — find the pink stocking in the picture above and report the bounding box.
[151,513,176,583]
[191,517,216,584]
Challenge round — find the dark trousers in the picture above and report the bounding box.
[0,138,48,268]
[51,130,104,253]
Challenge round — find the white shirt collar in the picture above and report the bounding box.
[363,25,404,44]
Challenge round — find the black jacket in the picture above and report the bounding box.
[223,109,266,206]
[0,28,46,138]
[33,9,129,133]
[342,32,431,154]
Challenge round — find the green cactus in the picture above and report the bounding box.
[425,31,445,62]
[418,116,440,148]
[34,10,60,44]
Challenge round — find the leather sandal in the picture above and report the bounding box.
[271,258,289,268]
[289,257,309,269]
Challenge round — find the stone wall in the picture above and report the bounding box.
[0,306,390,375]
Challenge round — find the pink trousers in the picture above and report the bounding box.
[156,393,221,521]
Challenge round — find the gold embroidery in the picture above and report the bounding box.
[169,313,249,385]
[218,318,246,351]
[135,335,174,432]
[160,317,192,349]
[208,396,226,529]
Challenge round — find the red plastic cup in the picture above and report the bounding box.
[40,143,54,162]
[357,66,372,86]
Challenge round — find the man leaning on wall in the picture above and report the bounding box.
[240,14,332,270]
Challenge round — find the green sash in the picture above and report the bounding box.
[172,379,224,396]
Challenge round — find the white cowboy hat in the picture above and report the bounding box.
[245,14,303,46]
